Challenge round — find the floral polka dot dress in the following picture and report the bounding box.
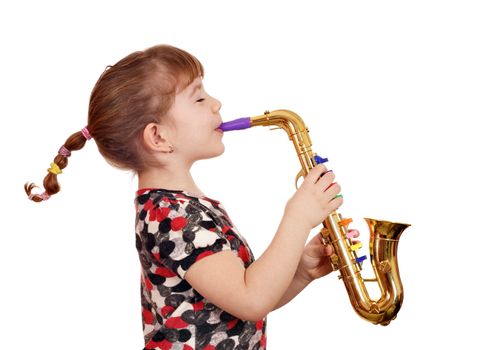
[134,188,267,350]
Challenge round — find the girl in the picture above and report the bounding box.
[25,44,345,350]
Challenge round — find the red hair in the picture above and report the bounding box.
[25,44,204,202]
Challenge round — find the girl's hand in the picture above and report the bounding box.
[285,164,343,232]
[296,229,360,283]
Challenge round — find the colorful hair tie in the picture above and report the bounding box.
[48,162,62,175]
[39,192,51,201]
[58,145,71,157]
[29,191,50,201]
[81,126,92,140]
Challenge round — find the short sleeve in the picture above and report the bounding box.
[147,199,232,280]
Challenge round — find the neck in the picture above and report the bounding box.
[137,165,205,197]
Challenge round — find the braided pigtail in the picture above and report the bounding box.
[25,126,92,202]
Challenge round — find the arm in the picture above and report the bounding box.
[185,164,342,321]
[271,268,311,310]
[272,231,335,310]
[185,212,310,322]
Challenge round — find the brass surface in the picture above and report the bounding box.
[249,110,410,325]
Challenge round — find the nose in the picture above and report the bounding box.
[212,96,222,113]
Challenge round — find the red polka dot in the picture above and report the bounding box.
[193,301,204,312]
[171,216,188,231]
[146,339,172,350]
[142,308,153,324]
[238,245,250,263]
[157,207,171,221]
[196,251,214,262]
[149,208,157,221]
[161,305,175,317]
[165,316,189,329]
[155,266,176,277]
[144,277,153,290]
[160,340,172,350]
[144,200,155,211]
[227,318,238,330]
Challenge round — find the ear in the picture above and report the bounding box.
[142,123,172,152]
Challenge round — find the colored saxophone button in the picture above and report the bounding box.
[314,154,328,164]
[338,218,353,228]
[346,229,360,239]
[350,242,362,251]
[355,255,367,264]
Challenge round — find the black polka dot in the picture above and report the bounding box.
[178,329,191,342]
[165,294,185,308]
[152,329,166,342]
[183,229,195,242]
[148,273,165,285]
[144,233,156,251]
[216,338,235,350]
[159,217,172,234]
[159,240,175,258]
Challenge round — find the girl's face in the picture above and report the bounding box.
[165,76,224,163]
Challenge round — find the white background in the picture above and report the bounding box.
[1,0,486,349]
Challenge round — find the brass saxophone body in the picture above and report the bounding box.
[219,110,410,326]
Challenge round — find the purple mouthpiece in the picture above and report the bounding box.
[219,117,251,132]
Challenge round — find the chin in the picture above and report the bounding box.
[201,143,225,160]
[215,142,225,156]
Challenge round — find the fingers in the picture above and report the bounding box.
[312,232,334,255]
[316,169,337,190]
[323,244,333,256]
[328,194,344,209]
[307,240,334,257]
[307,164,340,195]
[307,163,329,184]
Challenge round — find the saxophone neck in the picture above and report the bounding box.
[220,110,308,137]
[251,110,307,136]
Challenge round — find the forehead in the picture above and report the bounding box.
[177,76,203,97]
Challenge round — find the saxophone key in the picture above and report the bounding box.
[350,242,363,251]
[355,255,367,265]
[346,229,360,243]
[314,154,328,164]
[338,217,353,229]
[330,254,340,271]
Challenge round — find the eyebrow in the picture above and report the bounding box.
[189,83,202,97]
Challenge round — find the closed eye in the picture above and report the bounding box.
[196,98,205,103]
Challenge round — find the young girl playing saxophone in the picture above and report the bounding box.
[25,44,346,350]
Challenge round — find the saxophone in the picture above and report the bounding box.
[219,110,410,326]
